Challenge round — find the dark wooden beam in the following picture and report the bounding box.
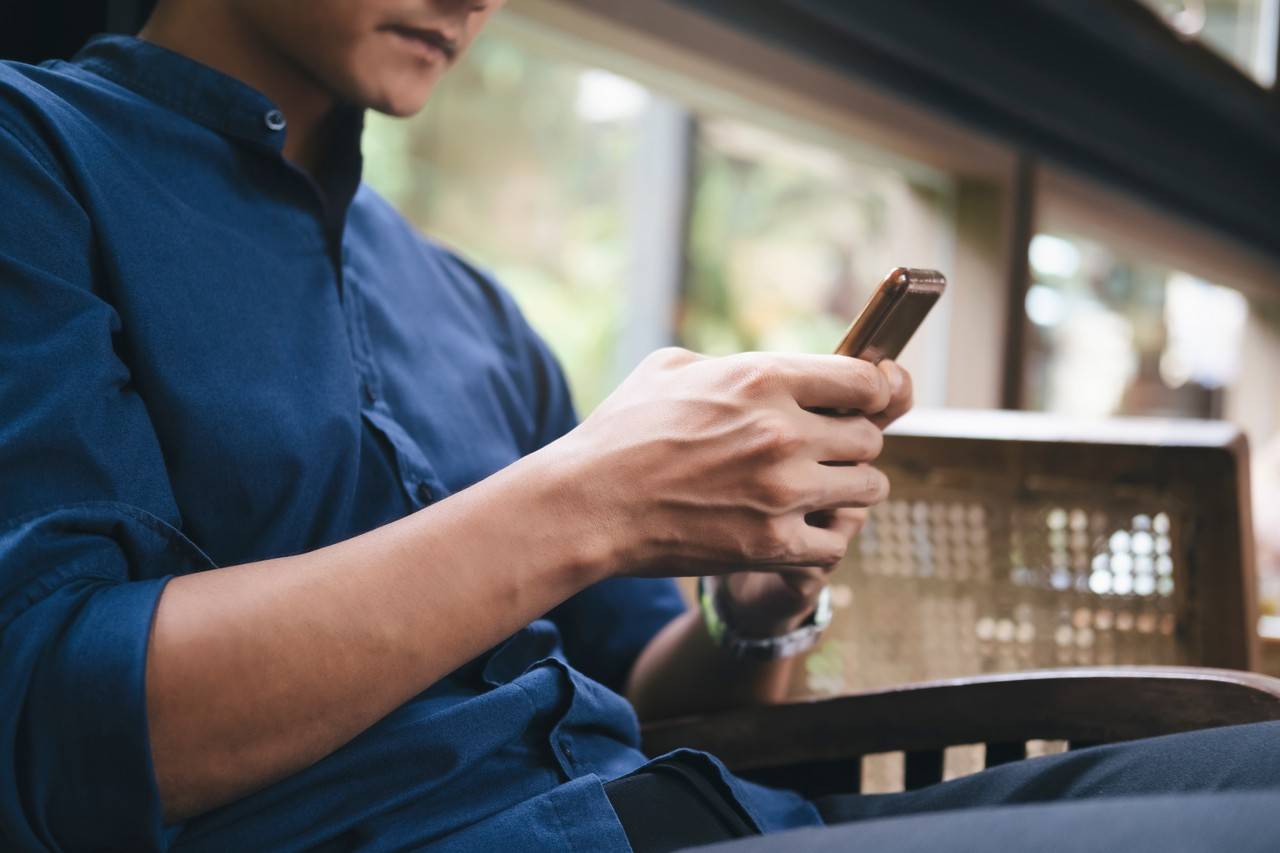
[999,155,1035,411]
[676,0,1280,272]
[643,667,1280,768]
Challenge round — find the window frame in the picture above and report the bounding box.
[513,0,1023,410]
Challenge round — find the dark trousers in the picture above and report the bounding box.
[641,721,1280,852]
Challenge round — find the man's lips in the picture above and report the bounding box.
[382,25,459,62]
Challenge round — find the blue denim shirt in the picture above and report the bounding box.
[0,35,820,852]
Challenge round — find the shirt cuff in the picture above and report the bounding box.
[2,503,212,851]
[46,577,172,847]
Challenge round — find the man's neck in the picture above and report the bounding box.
[139,2,336,174]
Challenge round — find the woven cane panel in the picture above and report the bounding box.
[799,488,1193,697]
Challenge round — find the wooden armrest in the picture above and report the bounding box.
[641,666,1280,771]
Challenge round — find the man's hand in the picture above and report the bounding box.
[719,360,914,637]
[554,349,907,581]
[621,357,914,719]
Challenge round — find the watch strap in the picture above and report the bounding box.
[697,576,832,661]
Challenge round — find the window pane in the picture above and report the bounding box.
[681,116,953,384]
[1021,232,1248,418]
[365,24,957,411]
[363,31,649,412]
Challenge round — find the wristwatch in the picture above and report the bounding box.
[697,575,833,661]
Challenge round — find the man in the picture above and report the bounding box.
[0,2,1274,851]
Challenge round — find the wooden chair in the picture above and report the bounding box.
[649,409,1269,794]
[787,408,1258,700]
[643,667,1280,797]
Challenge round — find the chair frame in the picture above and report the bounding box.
[643,415,1271,794]
[643,666,1280,793]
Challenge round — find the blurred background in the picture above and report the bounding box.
[362,0,1280,640]
[6,0,1280,667]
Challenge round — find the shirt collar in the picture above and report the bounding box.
[72,34,294,152]
[71,34,366,227]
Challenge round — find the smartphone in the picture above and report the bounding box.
[834,268,947,364]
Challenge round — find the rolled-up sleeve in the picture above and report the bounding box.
[0,123,214,850]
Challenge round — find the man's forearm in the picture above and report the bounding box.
[624,608,803,722]
[146,446,608,823]
[146,350,905,820]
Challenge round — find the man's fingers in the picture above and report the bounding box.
[802,411,883,463]
[869,360,913,429]
[791,523,852,569]
[747,509,869,589]
[823,507,869,541]
[810,463,890,509]
[751,353,892,414]
[788,512,869,572]
[805,508,868,574]
[778,566,828,598]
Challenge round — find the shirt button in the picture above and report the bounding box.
[362,382,377,404]
[560,739,575,763]
[263,109,287,131]
[415,482,432,503]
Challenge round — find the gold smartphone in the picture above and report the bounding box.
[834,268,947,364]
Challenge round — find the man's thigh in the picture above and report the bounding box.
[816,720,1280,824]
[687,791,1278,853]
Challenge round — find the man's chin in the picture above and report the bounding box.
[355,77,440,118]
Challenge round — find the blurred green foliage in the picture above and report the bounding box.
[363,34,636,413]
[363,28,949,412]
[683,119,904,358]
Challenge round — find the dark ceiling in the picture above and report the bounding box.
[4,0,1277,264]
[680,0,1280,264]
